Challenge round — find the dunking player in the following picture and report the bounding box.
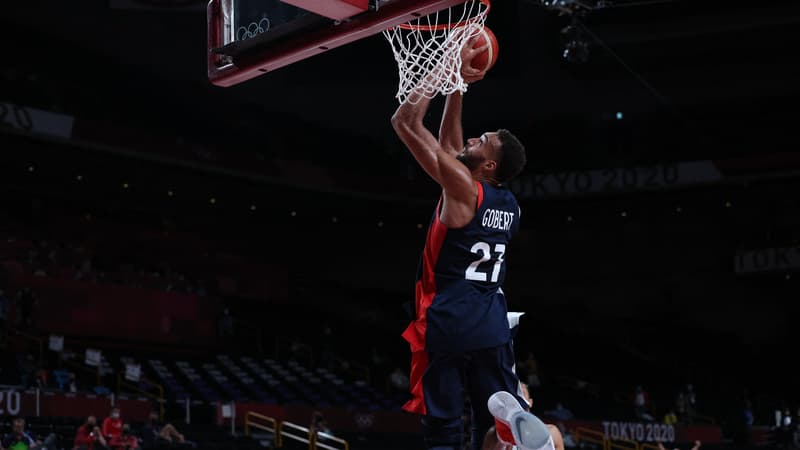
[391,38,549,450]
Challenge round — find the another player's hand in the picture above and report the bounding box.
[460,36,490,84]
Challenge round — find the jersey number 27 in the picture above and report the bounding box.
[465,242,506,283]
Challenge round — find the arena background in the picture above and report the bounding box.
[1,1,799,449]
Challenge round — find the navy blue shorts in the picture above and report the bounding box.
[404,340,528,447]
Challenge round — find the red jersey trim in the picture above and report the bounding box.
[402,183,483,415]
[402,198,449,415]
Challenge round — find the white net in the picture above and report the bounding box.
[383,0,490,104]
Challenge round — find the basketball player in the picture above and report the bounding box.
[391,37,539,450]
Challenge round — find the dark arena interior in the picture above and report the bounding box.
[1,1,799,449]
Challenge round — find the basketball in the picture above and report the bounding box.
[466,26,499,73]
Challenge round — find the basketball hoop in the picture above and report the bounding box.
[383,0,491,104]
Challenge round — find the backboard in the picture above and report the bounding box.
[207,0,472,86]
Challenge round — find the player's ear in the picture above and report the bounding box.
[484,160,497,171]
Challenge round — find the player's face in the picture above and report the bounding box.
[457,132,500,171]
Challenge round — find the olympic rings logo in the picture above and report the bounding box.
[237,17,271,41]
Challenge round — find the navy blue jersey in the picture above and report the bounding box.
[402,181,521,354]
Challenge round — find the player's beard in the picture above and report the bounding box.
[456,149,482,171]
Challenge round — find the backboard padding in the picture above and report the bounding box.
[208,0,472,87]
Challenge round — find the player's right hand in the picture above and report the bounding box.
[460,36,490,84]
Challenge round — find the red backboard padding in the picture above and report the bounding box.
[281,0,369,21]
[208,0,469,86]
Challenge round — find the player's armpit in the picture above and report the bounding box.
[391,87,476,215]
[437,149,478,199]
[391,116,444,181]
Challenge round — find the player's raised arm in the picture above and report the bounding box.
[438,92,464,157]
[390,87,475,205]
[391,37,493,202]
[438,37,490,156]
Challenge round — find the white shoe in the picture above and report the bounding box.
[488,391,554,450]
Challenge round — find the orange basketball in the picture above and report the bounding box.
[468,26,499,73]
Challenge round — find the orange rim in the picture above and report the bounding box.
[397,0,490,31]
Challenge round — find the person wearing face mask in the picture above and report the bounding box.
[74,415,108,450]
[102,408,123,443]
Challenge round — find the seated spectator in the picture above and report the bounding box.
[108,424,139,450]
[555,422,577,449]
[2,417,57,450]
[634,385,654,422]
[69,372,78,393]
[2,417,36,450]
[52,369,70,391]
[102,407,123,443]
[780,407,794,450]
[545,402,575,421]
[684,384,697,424]
[737,399,754,445]
[675,392,687,423]
[74,415,108,450]
[34,367,48,389]
[140,411,192,449]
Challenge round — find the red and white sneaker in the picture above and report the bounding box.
[488,391,554,450]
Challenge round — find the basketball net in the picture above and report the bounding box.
[383,0,490,104]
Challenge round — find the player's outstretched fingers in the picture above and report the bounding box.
[462,41,491,67]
